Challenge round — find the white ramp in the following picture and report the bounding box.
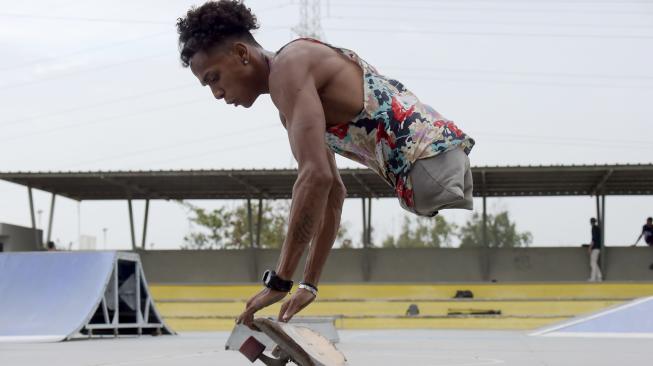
[0,251,174,342]
[531,296,653,338]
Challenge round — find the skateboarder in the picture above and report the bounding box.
[176,1,475,328]
[632,217,653,270]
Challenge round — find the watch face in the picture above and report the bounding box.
[262,270,272,286]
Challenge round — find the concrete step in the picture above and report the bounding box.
[155,299,623,318]
[150,283,653,301]
[150,283,653,331]
[163,315,570,331]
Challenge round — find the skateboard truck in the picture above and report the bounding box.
[240,336,292,365]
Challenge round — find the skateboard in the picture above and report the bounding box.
[239,318,347,366]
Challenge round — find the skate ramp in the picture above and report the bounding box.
[531,296,653,338]
[0,251,174,342]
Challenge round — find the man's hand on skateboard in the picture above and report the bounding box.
[236,287,288,330]
[278,287,316,322]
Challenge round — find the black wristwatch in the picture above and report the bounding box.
[262,270,293,292]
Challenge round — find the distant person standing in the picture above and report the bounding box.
[46,241,56,251]
[632,217,653,270]
[588,218,603,282]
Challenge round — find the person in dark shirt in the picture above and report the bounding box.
[632,217,653,270]
[633,217,653,247]
[588,217,603,282]
[46,241,56,251]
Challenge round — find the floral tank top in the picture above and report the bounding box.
[281,39,475,213]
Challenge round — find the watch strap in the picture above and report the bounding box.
[262,270,293,292]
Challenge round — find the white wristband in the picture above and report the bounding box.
[298,283,318,297]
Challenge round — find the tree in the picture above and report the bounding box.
[459,211,532,248]
[181,204,234,250]
[182,200,352,250]
[228,201,289,249]
[335,222,353,248]
[182,201,288,249]
[382,215,458,248]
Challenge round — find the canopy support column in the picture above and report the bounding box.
[141,199,150,250]
[128,199,136,251]
[367,198,372,246]
[361,198,367,247]
[256,198,263,248]
[480,170,491,281]
[27,186,40,248]
[600,194,606,276]
[247,199,254,248]
[482,196,488,248]
[46,193,56,245]
[361,198,372,281]
[247,198,259,282]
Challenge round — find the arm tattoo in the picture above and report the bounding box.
[293,214,315,243]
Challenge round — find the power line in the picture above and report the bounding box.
[62,123,279,169]
[329,0,653,4]
[324,26,653,40]
[328,3,653,16]
[0,99,206,143]
[381,66,653,81]
[128,135,288,168]
[0,13,170,25]
[474,136,653,150]
[129,126,652,169]
[327,14,653,30]
[0,4,296,73]
[398,74,653,89]
[1,83,197,127]
[133,132,652,169]
[0,30,171,73]
[0,2,296,26]
[255,1,297,12]
[0,52,169,92]
[473,131,649,147]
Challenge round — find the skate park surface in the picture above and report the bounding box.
[2,329,651,366]
[3,252,653,365]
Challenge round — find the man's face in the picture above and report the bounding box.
[647,219,652,226]
[189,43,259,108]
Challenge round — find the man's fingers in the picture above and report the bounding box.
[242,313,256,330]
[236,308,259,330]
[281,292,314,322]
[280,297,297,322]
[278,300,291,322]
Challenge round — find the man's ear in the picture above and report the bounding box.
[231,42,250,63]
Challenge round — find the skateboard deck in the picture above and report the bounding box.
[239,318,347,366]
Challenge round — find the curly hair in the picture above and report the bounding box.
[176,0,260,67]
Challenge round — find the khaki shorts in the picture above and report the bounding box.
[409,146,474,217]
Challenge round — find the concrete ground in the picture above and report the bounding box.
[1,330,651,366]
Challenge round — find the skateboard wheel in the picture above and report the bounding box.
[240,336,266,362]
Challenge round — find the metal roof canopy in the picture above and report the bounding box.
[3,164,650,276]
[0,164,651,201]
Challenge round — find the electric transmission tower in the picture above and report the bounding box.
[293,0,325,41]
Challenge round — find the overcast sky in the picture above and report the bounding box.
[0,0,651,250]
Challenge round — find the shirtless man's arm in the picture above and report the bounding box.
[236,44,345,327]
